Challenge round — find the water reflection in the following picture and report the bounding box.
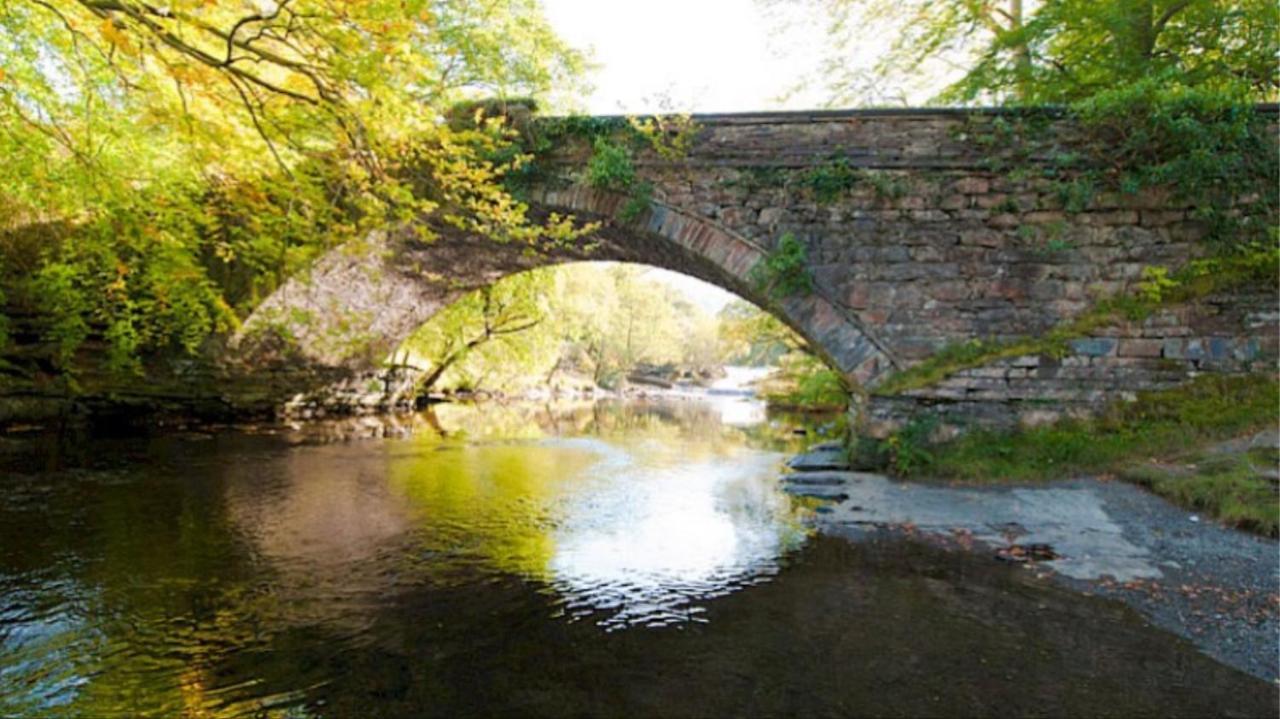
[227,400,809,629]
[1,399,1274,718]
[543,439,802,628]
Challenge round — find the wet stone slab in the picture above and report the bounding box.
[791,471,1161,581]
[786,448,850,471]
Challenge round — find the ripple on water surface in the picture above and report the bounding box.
[0,399,1275,717]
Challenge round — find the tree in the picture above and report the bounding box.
[717,299,846,409]
[718,299,808,365]
[779,0,1278,106]
[399,263,731,395]
[956,0,1279,103]
[0,0,585,372]
[401,268,555,393]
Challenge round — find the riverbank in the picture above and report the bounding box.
[864,374,1280,537]
[784,443,1280,682]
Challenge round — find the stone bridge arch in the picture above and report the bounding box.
[231,107,1275,426]
[234,189,897,404]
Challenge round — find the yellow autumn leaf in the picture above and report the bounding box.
[99,19,136,56]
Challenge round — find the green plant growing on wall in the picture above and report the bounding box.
[628,114,700,160]
[799,158,861,203]
[750,233,814,300]
[585,137,637,191]
[1136,266,1178,304]
[618,182,654,223]
[861,170,908,199]
[584,136,658,223]
[725,166,791,193]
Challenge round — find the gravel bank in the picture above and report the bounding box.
[787,465,1279,681]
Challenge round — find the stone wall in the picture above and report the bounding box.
[536,108,1277,435]
[544,110,1225,366]
[862,288,1278,437]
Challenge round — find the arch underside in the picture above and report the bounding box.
[232,188,897,401]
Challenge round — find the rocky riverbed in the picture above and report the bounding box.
[784,442,1280,682]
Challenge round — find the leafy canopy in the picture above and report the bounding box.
[782,0,1278,105]
[0,0,585,371]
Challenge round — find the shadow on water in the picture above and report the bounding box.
[0,398,1274,717]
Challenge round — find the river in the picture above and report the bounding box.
[0,396,1274,717]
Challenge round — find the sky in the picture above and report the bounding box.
[540,0,829,115]
[539,0,831,312]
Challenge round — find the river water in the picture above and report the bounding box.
[0,397,1274,717]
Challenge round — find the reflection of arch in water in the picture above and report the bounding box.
[219,401,806,629]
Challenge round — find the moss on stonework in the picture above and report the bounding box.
[886,374,1279,536]
[872,246,1279,396]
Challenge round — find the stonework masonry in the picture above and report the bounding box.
[5,108,1273,428]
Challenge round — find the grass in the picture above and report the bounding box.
[1118,452,1279,536]
[894,374,1279,535]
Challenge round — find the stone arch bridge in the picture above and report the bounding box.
[236,108,1276,429]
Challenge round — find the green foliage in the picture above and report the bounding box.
[909,374,1278,533]
[799,158,862,203]
[874,339,993,396]
[798,0,1276,110]
[1135,266,1178,303]
[586,137,638,192]
[30,263,91,368]
[750,233,813,300]
[880,417,938,475]
[1120,455,1279,537]
[725,167,791,193]
[619,182,655,223]
[1055,178,1097,213]
[584,137,656,222]
[1072,79,1277,249]
[861,170,909,200]
[718,299,800,365]
[0,0,586,377]
[401,263,726,394]
[762,354,849,411]
[794,158,908,204]
[627,114,700,160]
[719,299,847,411]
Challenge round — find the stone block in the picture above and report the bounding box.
[975,193,1009,209]
[1117,339,1163,358]
[1207,336,1233,361]
[1183,338,1207,361]
[1139,210,1185,227]
[951,177,990,194]
[1233,338,1261,361]
[1019,410,1062,429]
[1069,338,1118,357]
[758,207,785,226]
[1025,211,1067,225]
